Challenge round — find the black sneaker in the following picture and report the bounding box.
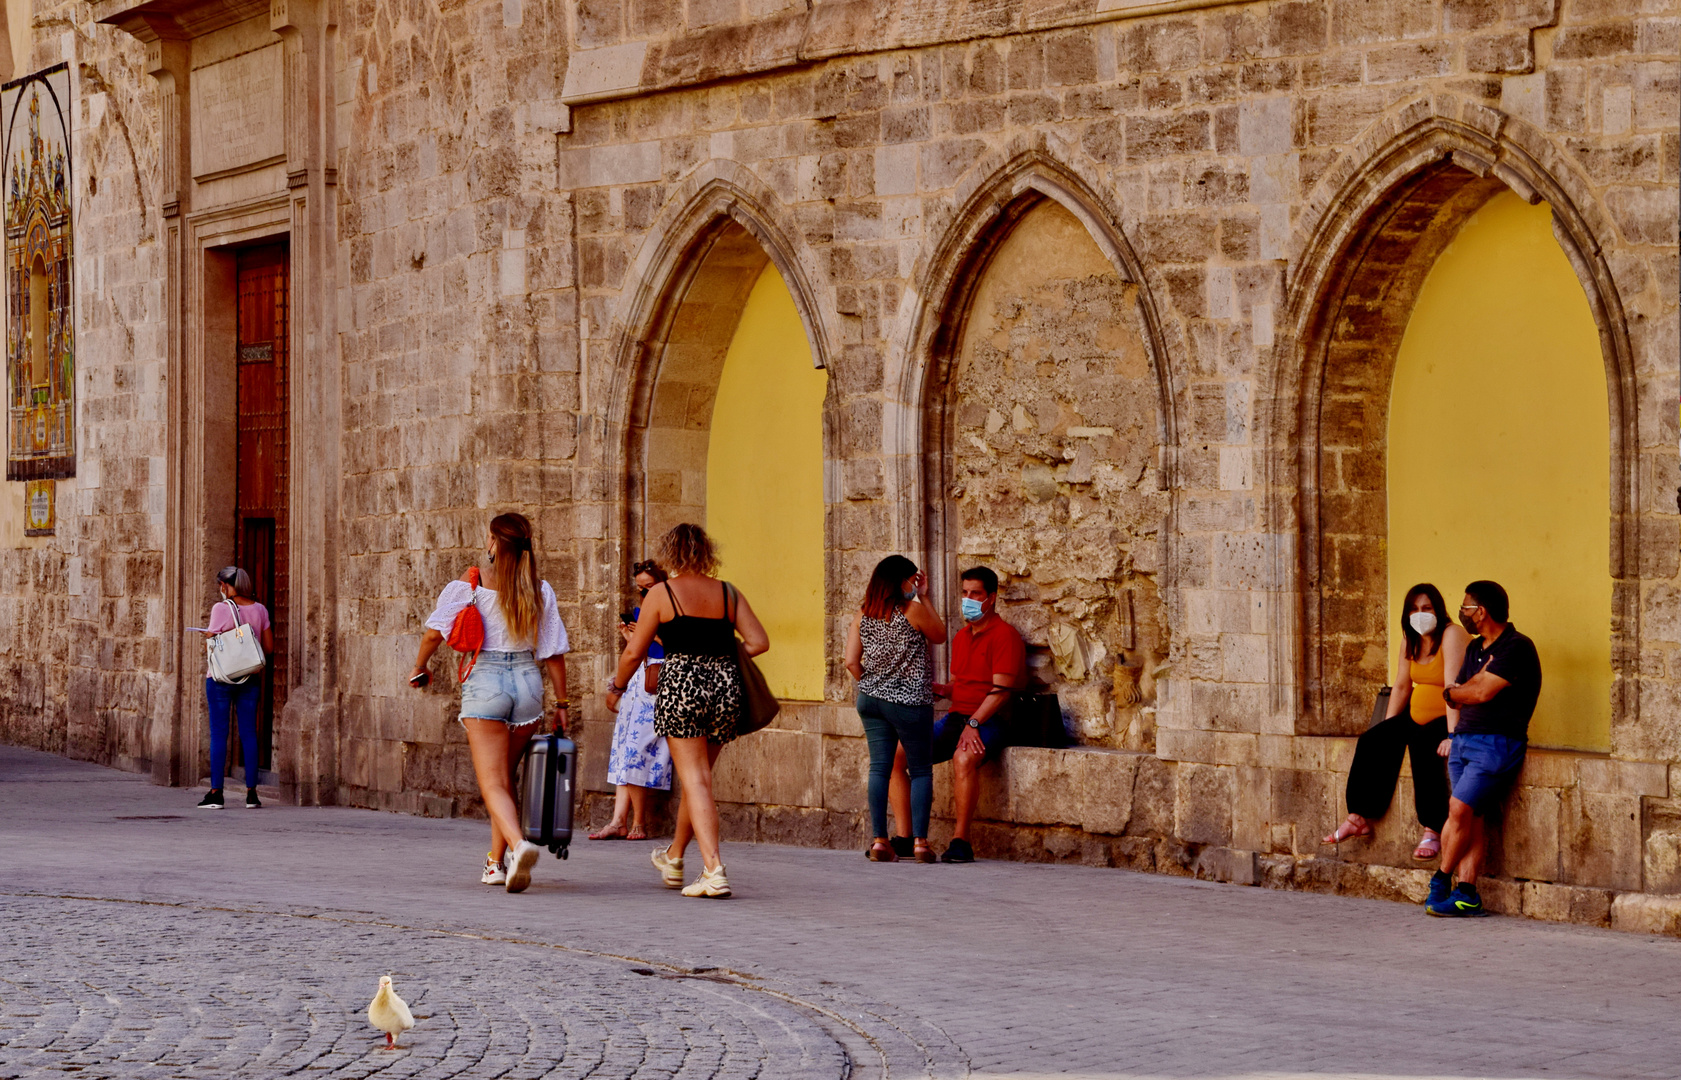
[244,790,262,809]
[889,836,915,860]
[197,790,224,810]
[940,838,975,863]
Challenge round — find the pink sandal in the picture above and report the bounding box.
[1322,815,1373,845]
[1413,831,1441,860]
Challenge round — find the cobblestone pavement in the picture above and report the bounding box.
[2,746,1679,1080]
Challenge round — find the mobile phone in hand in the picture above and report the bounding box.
[409,670,431,688]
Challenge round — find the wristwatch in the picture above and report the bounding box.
[966,717,981,729]
[1442,686,1456,706]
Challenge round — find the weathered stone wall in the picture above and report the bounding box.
[0,0,165,775]
[553,0,1681,932]
[948,199,1168,750]
[332,0,576,813]
[2,0,1679,936]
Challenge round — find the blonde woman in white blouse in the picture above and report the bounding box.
[410,512,570,893]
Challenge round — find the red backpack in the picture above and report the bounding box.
[447,567,485,680]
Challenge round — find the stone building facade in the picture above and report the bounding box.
[1,0,1679,932]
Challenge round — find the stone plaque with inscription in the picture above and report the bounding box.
[191,45,284,181]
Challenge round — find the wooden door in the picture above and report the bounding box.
[235,244,289,772]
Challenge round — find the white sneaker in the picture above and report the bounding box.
[505,841,540,893]
[651,846,684,889]
[680,863,731,898]
[481,854,507,886]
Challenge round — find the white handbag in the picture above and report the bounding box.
[206,598,266,684]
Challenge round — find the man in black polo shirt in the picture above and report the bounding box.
[1427,580,1542,917]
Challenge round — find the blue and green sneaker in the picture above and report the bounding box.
[1425,871,1452,909]
[1427,883,1488,917]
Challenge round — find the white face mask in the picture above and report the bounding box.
[1408,611,1438,635]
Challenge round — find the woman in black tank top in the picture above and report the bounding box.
[657,583,738,657]
[608,524,769,899]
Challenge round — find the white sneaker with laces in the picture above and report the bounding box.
[505,841,540,893]
[481,854,507,886]
[680,863,731,898]
[651,846,684,889]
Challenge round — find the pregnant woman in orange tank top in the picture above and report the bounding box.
[1323,583,1468,861]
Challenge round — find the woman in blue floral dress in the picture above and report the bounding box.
[592,611,672,839]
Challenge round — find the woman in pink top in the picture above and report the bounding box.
[198,566,273,809]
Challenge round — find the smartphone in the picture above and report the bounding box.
[409,670,431,688]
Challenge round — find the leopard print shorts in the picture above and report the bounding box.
[653,653,745,745]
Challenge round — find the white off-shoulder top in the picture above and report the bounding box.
[424,580,569,660]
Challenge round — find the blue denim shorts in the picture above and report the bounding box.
[931,711,1007,764]
[459,650,544,727]
[1448,732,1527,815]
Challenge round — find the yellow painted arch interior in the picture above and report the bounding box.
[706,263,828,700]
[1387,191,1611,751]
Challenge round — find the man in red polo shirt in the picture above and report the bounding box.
[928,566,1025,863]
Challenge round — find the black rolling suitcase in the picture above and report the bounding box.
[519,734,576,859]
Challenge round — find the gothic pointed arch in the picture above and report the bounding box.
[602,165,836,700]
[896,144,1181,744]
[894,142,1181,554]
[605,166,837,569]
[1268,99,1638,737]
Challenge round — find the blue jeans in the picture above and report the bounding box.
[857,692,934,840]
[205,677,261,790]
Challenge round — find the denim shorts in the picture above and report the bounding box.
[459,650,544,727]
[1448,732,1527,815]
[931,711,1008,764]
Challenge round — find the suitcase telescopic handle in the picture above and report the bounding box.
[541,737,558,843]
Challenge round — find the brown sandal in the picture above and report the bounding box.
[913,843,937,864]
[866,841,899,862]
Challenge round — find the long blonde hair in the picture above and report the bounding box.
[489,512,541,647]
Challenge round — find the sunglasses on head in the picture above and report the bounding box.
[632,560,658,574]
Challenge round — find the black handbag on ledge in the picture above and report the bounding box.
[1011,693,1071,749]
[1369,686,1392,730]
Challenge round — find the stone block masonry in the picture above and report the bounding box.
[0,0,1677,939]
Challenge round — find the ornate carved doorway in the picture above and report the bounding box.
[234,243,289,773]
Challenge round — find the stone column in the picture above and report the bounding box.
[141,26,194,787]
[272,0,341,805]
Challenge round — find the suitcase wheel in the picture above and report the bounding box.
[558,845,569,860]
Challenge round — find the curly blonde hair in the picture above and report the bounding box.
[656,523,719,577]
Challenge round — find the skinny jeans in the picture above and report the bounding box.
[205,676,262,791]
[856,692,934,839]
[1344,712,1450,832]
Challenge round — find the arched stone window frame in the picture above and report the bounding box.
[602,163,839,691]
[1268,99,1639,740]
[888,136,1182,642]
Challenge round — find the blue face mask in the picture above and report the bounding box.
[961,597,985,622]
[902,588,917,600]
